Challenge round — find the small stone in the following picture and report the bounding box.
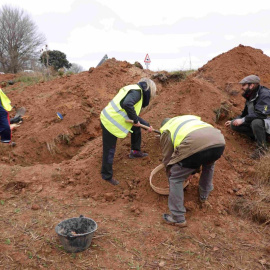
[104,192,115,202]
[214,220,221,226]
[235,187,247,196]
[123,190,129,196]
[185,201,197,211]
[31,204,40,210]
[36,185,43,193]
[158,260,166,267]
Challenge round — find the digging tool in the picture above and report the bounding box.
[10,107,26,124]
[125,119,161,134]
[14,107,26,118]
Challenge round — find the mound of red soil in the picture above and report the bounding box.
[0,44,268,202]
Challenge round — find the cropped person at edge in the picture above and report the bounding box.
[0,88,15,146]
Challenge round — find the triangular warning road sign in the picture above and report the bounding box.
[144,53,151,63]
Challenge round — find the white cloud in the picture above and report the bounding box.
[3,0,270,71]
[3,0,75,14]
[224,35,235,40]
[51,24,210,56]
[241,31,270,38]
[98,0,270,26]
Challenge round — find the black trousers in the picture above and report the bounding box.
[180,146,225,169]
[231,118,267,148]
[101,122,142,180]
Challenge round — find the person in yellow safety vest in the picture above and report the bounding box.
[100,78,157,185]
[160,115,225,227]
[0,88,15,146]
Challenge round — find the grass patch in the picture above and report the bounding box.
[231,156,270,225]
[254,155,270,185]
[14,71,55,86]
[232,192,270,224]
[213,103,231,123]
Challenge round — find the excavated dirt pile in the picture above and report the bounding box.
[0,45,269,269]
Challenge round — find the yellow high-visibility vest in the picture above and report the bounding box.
[100,84,143,138]
[160,115,213,148]
[0,88,12,111]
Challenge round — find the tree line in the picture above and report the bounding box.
[0,5,83,74]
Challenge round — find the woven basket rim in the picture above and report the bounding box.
[149,164,169,195]
[149,163,189,195]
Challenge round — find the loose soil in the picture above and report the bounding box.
[0,45,269,270]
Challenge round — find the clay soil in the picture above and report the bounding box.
[0,45,270,269]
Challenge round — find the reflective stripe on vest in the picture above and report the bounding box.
[100,84,143,138]
[160,115,213,148]
[0,88,12,111]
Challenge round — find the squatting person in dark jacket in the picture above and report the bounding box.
[100,78,157,185]
[225,75,270,159]
[160,115,225,227]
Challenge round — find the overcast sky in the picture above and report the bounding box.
[2,0,270,71]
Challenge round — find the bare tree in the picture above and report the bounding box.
[68,63,84,74]
[0,5,46,73]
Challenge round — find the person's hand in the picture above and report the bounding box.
[10,124,20,130]
[232,119,244,126]
[225,121,231,127]
[148,126,153,132]
[133,121,141,127]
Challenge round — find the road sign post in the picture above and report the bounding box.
[144,53,151,69]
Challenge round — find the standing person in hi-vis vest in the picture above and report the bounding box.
[160,115,225,227]
[0,88,15,146]
[100,78,157,185]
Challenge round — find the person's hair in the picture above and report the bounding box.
[138,78,157,98]
[161,118,171,127]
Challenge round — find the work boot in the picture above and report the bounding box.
[162,214,187,227]
[199,195,208,203]
[250,147,267,160]
[104,178,119,186]
[129,150,148,159]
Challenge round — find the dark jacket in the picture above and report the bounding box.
[241,85,270,123]
[119,82,150,126]
[0,104,11,142]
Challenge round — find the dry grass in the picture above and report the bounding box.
[231,155,270,225]
[213,103,231,123]
[232,195,270,224]
[254,155,270,185]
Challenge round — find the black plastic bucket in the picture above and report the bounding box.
[55,215,98,253]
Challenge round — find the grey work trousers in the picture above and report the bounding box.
[168,162,215,222]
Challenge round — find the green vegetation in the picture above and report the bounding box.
[39,50,72,71]
[169,69,196,77]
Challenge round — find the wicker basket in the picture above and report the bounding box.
[149,163,189,195]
